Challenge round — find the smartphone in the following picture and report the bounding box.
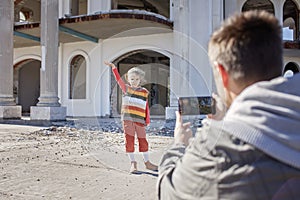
[178,96,216,115]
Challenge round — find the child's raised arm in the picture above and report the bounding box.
[104,61,116,69]
[104,61,126,93]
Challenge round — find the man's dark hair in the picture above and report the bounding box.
[208,10,283,85]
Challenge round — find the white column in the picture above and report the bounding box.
[39,0,60,107]
[166,0,216,119]
[59,0,71,18]
[273,0,284,25]
[189,0,213,96]
[0,0,21,119]
[224,0,243,19]
[88,0,111,14]
[166,0,190,119]
[31,0,66,120]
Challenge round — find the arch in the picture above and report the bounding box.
[283,62,300,75]
[69,54,87,99]
[109,49,171,116]
[14,54,41,65]
[107,45,172,65]
[67,50,90,100]
[284,0,300,10]
[242,0,275,14]
[14,1,41,22]
[283,17,295,28]
[283,0,299,40]
[13,58,41,115]
[283,17,295,40]
[19,11,26,22]
[15,7,34,22]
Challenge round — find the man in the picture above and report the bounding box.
[157,10,300,199]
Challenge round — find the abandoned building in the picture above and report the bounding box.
[0,0,299,121]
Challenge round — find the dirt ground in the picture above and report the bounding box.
[0,124,173,200]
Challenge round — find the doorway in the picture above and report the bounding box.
[110,50,170,116]
[14,59,40,115]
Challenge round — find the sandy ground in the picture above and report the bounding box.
[0,123,173,200]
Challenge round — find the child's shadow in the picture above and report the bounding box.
[131,170,158,177]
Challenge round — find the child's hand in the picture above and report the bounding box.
[104,61,116,69]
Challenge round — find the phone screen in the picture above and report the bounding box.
[178,96,215,115]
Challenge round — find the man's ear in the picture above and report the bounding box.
[214,62,229,88]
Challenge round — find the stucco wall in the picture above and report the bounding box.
[60,32,172,117]
[13,0,300,118]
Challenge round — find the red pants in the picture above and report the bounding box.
[123,120,148,153]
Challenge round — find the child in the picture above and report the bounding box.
[104,61,158,174]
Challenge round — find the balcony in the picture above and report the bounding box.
[14,10,173,48]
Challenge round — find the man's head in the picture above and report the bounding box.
[208,10,283,107]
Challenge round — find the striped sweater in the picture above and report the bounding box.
[112,68,150,125]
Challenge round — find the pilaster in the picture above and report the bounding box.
[0,0,21,119]
[31,0,66,121]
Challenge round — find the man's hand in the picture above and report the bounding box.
[207,93,227,121]
[174,111,193,146]
[104,61,116,69]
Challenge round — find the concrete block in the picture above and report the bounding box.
[30,106,67,121]
[165,107,177,120]
[0,106,22,119]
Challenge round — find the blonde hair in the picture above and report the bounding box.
[126,67,147,85]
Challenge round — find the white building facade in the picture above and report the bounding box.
[1,0,299,120]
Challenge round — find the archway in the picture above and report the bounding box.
[14,59,40,115]
[283,17,296,40]
[14,0,41,23]
[69,55,87,99]
[242,0,275,14]
[110,50,170,116]
[283,62,299,77]
[283,0,299,40]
